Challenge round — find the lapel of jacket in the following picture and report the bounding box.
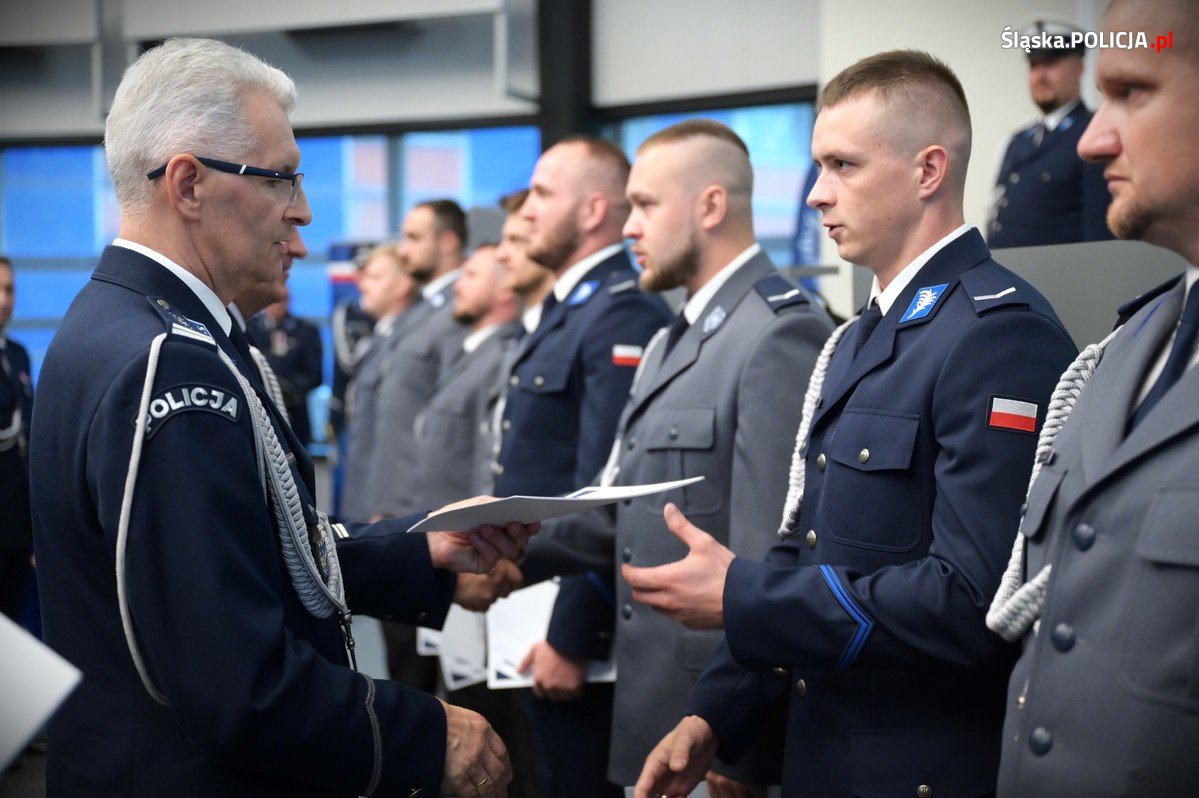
[813,229,989,429]
[625,254,775,422]
[1078,281,1198,488]
[511,250,630,367]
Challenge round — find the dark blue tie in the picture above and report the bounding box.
[663,313,689,357]
[855,300,883,356]
[1129,284,1199,432]
[533,292,558,334]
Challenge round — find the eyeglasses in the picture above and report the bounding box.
[146,156,304,206]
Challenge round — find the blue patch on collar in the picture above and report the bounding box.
[899,283,949,323]
[567,280,599,306]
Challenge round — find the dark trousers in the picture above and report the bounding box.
[381,619,440,695]
[0,551,31,622]
[523,683,621,798]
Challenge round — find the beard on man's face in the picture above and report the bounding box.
[638,236,698,294]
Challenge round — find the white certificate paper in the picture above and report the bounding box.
[485,580,616,690]
[436,606,488,691]
[0,615,82,769]
[406,476,705,534]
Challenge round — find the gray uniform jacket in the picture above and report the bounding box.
[340,309,422,522]
[364,288,468,518]
[999,275,1199,797]
[412,321,523,510]
[523,252,834,784]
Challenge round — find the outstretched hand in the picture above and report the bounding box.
[620,503,733,629]
[633,715,718,798]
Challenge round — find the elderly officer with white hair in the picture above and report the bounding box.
[30,37,534,798]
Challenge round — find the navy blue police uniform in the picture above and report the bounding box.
[247,311,323,445]
[684,229,1078,797]
[30,245,458,797]
[988,103,1113,248]
[493,248,670,798]
[0,334,35,620]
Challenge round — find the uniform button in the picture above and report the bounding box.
[1009,173,1020,184]
[621,603,633,620]
[1041,172,1052,182]
[533,375,545,387]
[509,375,520,386]
[1029,727,1053,756]
[917,786,933,798]
[795,678,807,699]
[491,444,501,455]
[669,426,679,439]
[993,222,1003,232]
[621,547,632,563]
[501,419,511,431]
[858,448,870,464]
[1073,523,1096,551]
[1000,197,1009,208]
[491,462,504,475]
[799,441,808,457]
[771,666,789,677]
[816,453,827,471]
[806,530,818,549]
[1019,502,1028,517]
[1051,623,1076,652]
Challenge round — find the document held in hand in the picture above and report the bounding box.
[405,476,705,534]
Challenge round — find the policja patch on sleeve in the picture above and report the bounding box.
[138,383,241,437]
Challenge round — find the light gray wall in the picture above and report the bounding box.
[592,0,820,107]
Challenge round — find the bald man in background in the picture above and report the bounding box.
[628,50,1076,798]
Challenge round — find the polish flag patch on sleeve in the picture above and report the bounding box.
[612,344,643,367]
[988,396,1039,433]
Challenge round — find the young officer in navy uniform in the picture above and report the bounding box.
[991,2,1199,794]
[625,51,1077,798]
[0,255,35,622]
[519,119,833,796]
[492,135,670,798]
[29,38,532,798]
[987,18,1113,248]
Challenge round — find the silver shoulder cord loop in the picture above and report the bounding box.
[249,344,291,425]
[987,327,1120,641]
[599,326,668,488]
[117,335,351,705]
[777,316,858,539]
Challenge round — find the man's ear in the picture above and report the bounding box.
[915,145,949,201]
[164,154,205,222]
[697,184,728,233]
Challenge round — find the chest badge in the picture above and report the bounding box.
[567,280,599,306]
[899,283,949,323]
[702,305,727,334]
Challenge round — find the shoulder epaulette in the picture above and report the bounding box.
[754,273,810,313]
[147,296,217,349]
[607,278,638,295]
[1116,275,1181,327]
[959,266,1031,316]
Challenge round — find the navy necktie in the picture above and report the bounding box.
[663,314,689,358]
[855,300,883,356]
[533,292,558,334]
[1129,284,1199,433]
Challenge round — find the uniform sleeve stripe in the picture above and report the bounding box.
[586,571,616,607]
[818,564,875,669]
